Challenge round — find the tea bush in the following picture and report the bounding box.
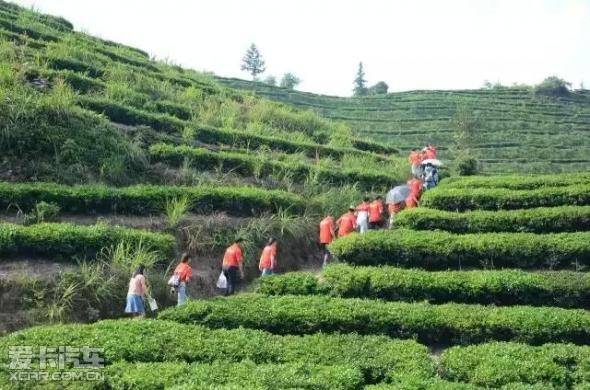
[439,173,590,190]
[104,361,364,390]
[420,185,590,211]
[0,222,175,261]
[150,143,395,189]
[441,342,590,388]
[0,319,435,383]
[258,264,590,308]
[395,206,590,233]
[0,182,309,216]
[158,294,590,345]
[328,229,590,269]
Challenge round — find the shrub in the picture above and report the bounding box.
[439,173,590,190]
[420,185,590,211]
[0,222,175,261]
[0,319,435,384]
[258,264,590,308]
[441,342,590,388]
[149,143,394,190]
[395,206,590,233]
[328,229,590,269]
[23,201,60,225]
[534,76,571,97]
[158,294,590,345]
[454,154,479,176]
[103,361,364,390]
[77,95,185,133]
[194,125,383,161]
[0,182,309,216]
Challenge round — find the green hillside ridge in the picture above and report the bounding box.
[4,2,590,389]
[0,0,400,190]
[217,77,590,174]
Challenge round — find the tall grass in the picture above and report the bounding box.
[164,195,192,227]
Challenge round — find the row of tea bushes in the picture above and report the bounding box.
[193,125,390,161]
[441,342,590,389]
[395,206,590,233]
[439,173,590,190]
[0,182,309,216]
[0,222,175,261]
[420,185,590,211]
[102,361,364,390]
[158,294,590,345]
[258,264,590,308]
[328,229,590,269]
[149,143,395,190]
[0,319,434,384]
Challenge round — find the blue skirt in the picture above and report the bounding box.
[125,294,145,314]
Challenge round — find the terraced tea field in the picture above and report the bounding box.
[3,1,590,389]
[4,172,590,389]
[218,77,590,174]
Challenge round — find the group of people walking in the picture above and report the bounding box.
[124,237,278,317]
[124,144,441,317]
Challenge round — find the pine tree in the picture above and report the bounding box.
[280,73,301,90]
[353,62,368,96]
[241,43,266,80]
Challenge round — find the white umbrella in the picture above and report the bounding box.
[421,158,442,167]
[386,185,410,204]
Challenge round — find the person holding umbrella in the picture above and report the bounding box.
[386,185,410,228]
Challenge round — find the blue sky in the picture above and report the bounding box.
[12,0,590,96]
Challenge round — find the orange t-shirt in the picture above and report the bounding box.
[337,212,357,237]
[174,262,193,282]
[408,178,423,197]
[223,243,244,267]
[319,216,335,244]
[406,194,419,208]
[259,244,277,270]
[408,151,422,166]
[369,200,384,222]
[424,147,436,160]
[356,202,370,213]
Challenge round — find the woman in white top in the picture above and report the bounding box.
[124,264,147,318]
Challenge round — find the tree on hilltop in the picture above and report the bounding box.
[353,62,368,96]
[241,43,266,80]
[280,73,301,90]
[368,81,388,95]
[534,76,571,97]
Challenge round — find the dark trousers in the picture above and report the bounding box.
[223,266,239,296]
[369,220,384,230]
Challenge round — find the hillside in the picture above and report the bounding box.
[3,173,590,388]
[218,77,590,174]
[0,0,402,333]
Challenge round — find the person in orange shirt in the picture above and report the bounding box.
[356,197,371,234]
[424,144,437,160]
[408,177,423,199]
[408,149,423,178]
[222,238,244,296]
[369,196,385,230]
[405,192,419,209]
[337,207,357,237]
[319,214,335,267]
[172,253,193,306]
[387,201,405,228]
[259,238,278,276]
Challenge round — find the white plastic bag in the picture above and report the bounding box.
[216,271,227,289]
[167,274,180,287]
[147,297,158,311]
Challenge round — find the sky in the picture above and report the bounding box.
[11,0,590,96]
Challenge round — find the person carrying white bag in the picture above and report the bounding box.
[169,253,193,306]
